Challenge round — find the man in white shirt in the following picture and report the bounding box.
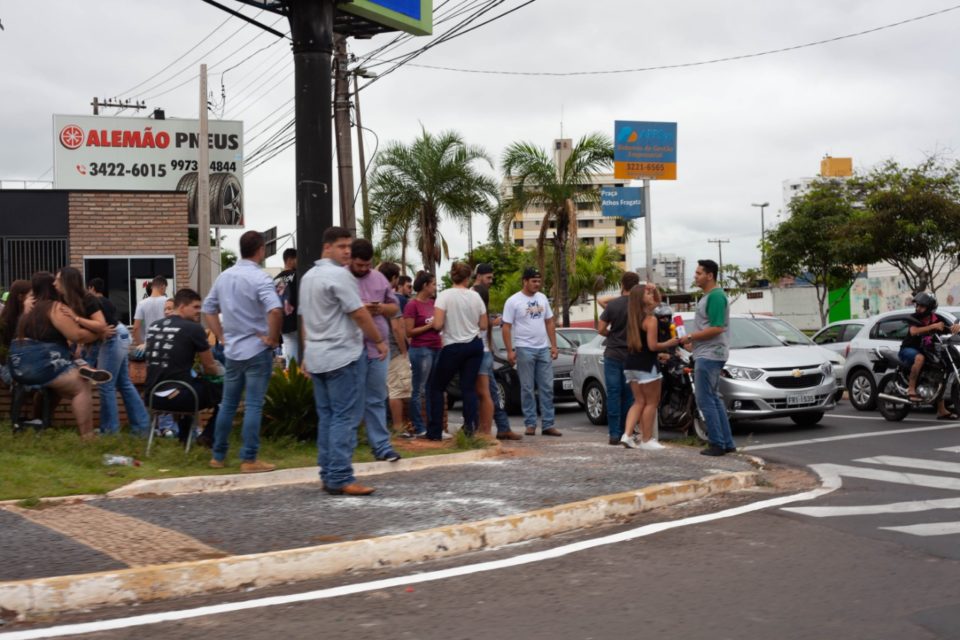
[501,267,561,437]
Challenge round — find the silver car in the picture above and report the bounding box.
[749,315,846,400]
[572,314,838,426]
[842,307,960,411]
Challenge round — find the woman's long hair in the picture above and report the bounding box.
[18,271,59,341]
[0,279,31,350]
[57,266,89,317]
[626,285,661,353]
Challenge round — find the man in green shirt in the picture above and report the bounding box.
[680,259,736,456]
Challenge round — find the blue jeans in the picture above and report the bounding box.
[409,346,440,435]
[8,340,74,386]
[357,354,393,457]
[97,324,149,435]
[516,346,554,429]
[899,347,922,368]
[428,338,483,439]
[603,357,633,439]
[213,348,274,462]
[313,358,364,489]
[694,358,735,450]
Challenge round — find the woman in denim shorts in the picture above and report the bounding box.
[7,272,102,439]
[621,285,681,450]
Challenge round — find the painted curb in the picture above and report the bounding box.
[0,470,757,619]
[0,446,503,507]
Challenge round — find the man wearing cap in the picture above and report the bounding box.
[473,263,522,440]
[502,267,561,437]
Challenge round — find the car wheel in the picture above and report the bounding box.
[789,411,824,426]
[847,369,877,411]
[584,380,607,426]
[497,379,521,415]
[877,374,909,422]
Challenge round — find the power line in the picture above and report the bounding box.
[369,3,960,77]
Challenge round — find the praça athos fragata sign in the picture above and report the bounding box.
[53,114,245,228]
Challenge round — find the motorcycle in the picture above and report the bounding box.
[658,348,709,441]
[872,333,960,422]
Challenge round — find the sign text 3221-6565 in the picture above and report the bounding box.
[84,160,238,177]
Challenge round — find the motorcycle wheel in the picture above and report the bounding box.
[877,373,910,422]
[683,393,709,442]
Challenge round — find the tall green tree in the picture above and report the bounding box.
[850,157,960,294]
[501,133,614,326]
[765,179,869,327]
[369,129,499,274]
[568,241,624,328]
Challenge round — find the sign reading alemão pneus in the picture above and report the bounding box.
[613,120,677,181]
[601,186,644,219]
[54,114,245,228]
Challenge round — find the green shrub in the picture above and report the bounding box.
[262,360,317,442]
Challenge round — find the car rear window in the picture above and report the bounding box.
[841,323,864,341]
[871,317,910,340]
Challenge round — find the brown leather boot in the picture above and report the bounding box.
[325,483,375,496]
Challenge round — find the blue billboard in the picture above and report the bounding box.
[613,121,677,180]
[601,186,644,219]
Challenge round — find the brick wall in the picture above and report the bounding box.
[68,191,189,287]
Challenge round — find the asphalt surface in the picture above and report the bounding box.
[8,402,960,639]
[0,404,751,583]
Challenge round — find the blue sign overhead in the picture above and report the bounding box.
[601,186,644,219]
[370,0,421,19]
[613,121,677,180]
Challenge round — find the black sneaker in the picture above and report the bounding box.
[79,367,112,384]
[725,446,738,453]
[377,451,402,462]
[700,445,727,457]
[609,437,622,446]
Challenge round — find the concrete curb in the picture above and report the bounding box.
[106,445,503,499]
[0,469,757,620]
[0,446,503,507]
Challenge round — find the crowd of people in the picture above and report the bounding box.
[0,225,738,489]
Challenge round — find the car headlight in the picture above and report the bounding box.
[820,362,833,376]
[723,366,764,381]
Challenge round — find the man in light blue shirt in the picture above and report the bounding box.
[203,230,283,473]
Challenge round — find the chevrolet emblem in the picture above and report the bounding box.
[792,369,803,378]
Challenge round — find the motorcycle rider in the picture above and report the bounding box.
[900,291,960,417]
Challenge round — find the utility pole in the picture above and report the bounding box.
[752,201,769,277]
[91,97,146,115]
[708,239,730,288]
[287,1,336,285]
[333,35,356,237]
[197,64,212,299]
[353,71,373,241]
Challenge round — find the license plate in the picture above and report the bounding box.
[787,394,815,406]
[562,379,573,390]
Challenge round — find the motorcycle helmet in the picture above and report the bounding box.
[654,303,674,319]
[913,291,937,311]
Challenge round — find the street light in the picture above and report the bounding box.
[752,202,769,275]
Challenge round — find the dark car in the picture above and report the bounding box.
[447,327,577,414]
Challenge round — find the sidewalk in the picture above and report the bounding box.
[0,428,758,619]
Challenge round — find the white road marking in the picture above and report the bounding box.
[797,463,960,491]
[784,496,960,517]
[854,455,960,474]
[937,446,960,453]
[741,423,960,451]
[825,414,941,423]
[879,522,960,536]
[0,485,837,639]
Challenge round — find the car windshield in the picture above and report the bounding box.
[728,318,787,349]
[756,318,814,345]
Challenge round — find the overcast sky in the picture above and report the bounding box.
[2,0,960,280]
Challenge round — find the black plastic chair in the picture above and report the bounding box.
[145,380,200,456]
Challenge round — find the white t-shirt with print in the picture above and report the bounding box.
[502,291,553,349]
[435,287,485,346]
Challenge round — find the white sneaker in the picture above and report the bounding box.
[640,438,666,451]
[441,432,453,440]
[620,434,638,449]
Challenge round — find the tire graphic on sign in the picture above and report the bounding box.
[59,125,84,150]
[177,172,243,227]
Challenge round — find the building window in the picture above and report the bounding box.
[3,237,68,287]
[514,239,523,247]
[513,221,523,229]
[83,256,176,325]
[616,236,624,243]
[578,220,594,228]
[576,201,592,211]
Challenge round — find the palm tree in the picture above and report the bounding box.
[568,241,624,328]
[369,129,499,274]
[371,199,417,274]
[501,133,614,326]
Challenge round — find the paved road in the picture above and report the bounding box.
[6,402,960,639]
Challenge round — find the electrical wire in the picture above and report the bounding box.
[370,3,960,77]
